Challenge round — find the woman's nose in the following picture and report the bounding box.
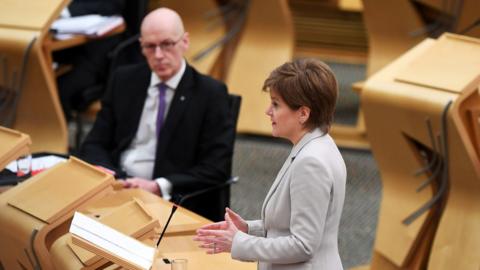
[265,105,272,116]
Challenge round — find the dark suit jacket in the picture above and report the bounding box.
[68,0,126,16]
[80,62,235,221]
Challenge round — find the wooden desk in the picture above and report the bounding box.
[155,235,256,270]
[46,23,126,52]
[0,0,66,31]
[0,0,126,153]
[0,126,31,169]
[42,22,126,80]
[0,0,69,153]
[49,189,256,270]
[355,33,480,270]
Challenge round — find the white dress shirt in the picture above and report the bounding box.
[120,60,186,200]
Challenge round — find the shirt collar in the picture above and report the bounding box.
[148,59,187,90]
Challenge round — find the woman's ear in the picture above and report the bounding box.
[298,106,311,125]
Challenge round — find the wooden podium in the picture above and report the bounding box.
[355,33,480,270]
[0,156,115,269]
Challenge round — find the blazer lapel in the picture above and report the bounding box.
[261,155,294,219]
[260,129,325,220]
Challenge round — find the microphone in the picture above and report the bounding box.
[175,176,239,206]
[155,176,238,248]
[155,204,178,247]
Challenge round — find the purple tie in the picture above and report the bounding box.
[156,83,167,137]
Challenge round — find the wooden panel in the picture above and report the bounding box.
[0,0,68,33]
[78,188,211,234]
[362,38,453,268]
[412,0,480,38]
[0,28,68,153]
[362,33,480,270]
[290,0,367,57]
[158,0,225,75]
[395,34,480,93]
[0,126,31,169]
[428,72,480,270]
[0,0,72,153]
[146,202,206,234]
[362,0,426,76]
[7,157,114,223]
[467,106,480,157]
[339,0,363,11]
[455,0,480,38]
[226,0,294,135]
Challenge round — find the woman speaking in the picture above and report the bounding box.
[195,58,346,270]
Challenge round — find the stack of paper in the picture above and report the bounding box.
[70,212,155,270]
[51,14,124,38]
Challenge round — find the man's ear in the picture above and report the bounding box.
[182,32,190,51]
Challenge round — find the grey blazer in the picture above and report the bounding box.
[231,129,346,270]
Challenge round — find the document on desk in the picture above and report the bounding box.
[5,155,66,174]
[51,14,124,38]
[70,212,155,270]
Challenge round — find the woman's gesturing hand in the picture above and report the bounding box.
[194,208,247,254]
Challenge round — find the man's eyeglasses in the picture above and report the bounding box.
[141,35,184,53]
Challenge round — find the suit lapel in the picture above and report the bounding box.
[154,65,195,161]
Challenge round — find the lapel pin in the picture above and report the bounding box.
[180,96,186,101]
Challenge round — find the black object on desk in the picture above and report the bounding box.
[0,152,69,186]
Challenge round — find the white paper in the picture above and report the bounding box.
[6,155,66,173]
[70,212,155,270]
[51,14,124,37]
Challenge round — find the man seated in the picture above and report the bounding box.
[80,7,235,221]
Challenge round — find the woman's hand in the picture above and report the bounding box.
[194,208,247,254]
[225,208,248,233]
